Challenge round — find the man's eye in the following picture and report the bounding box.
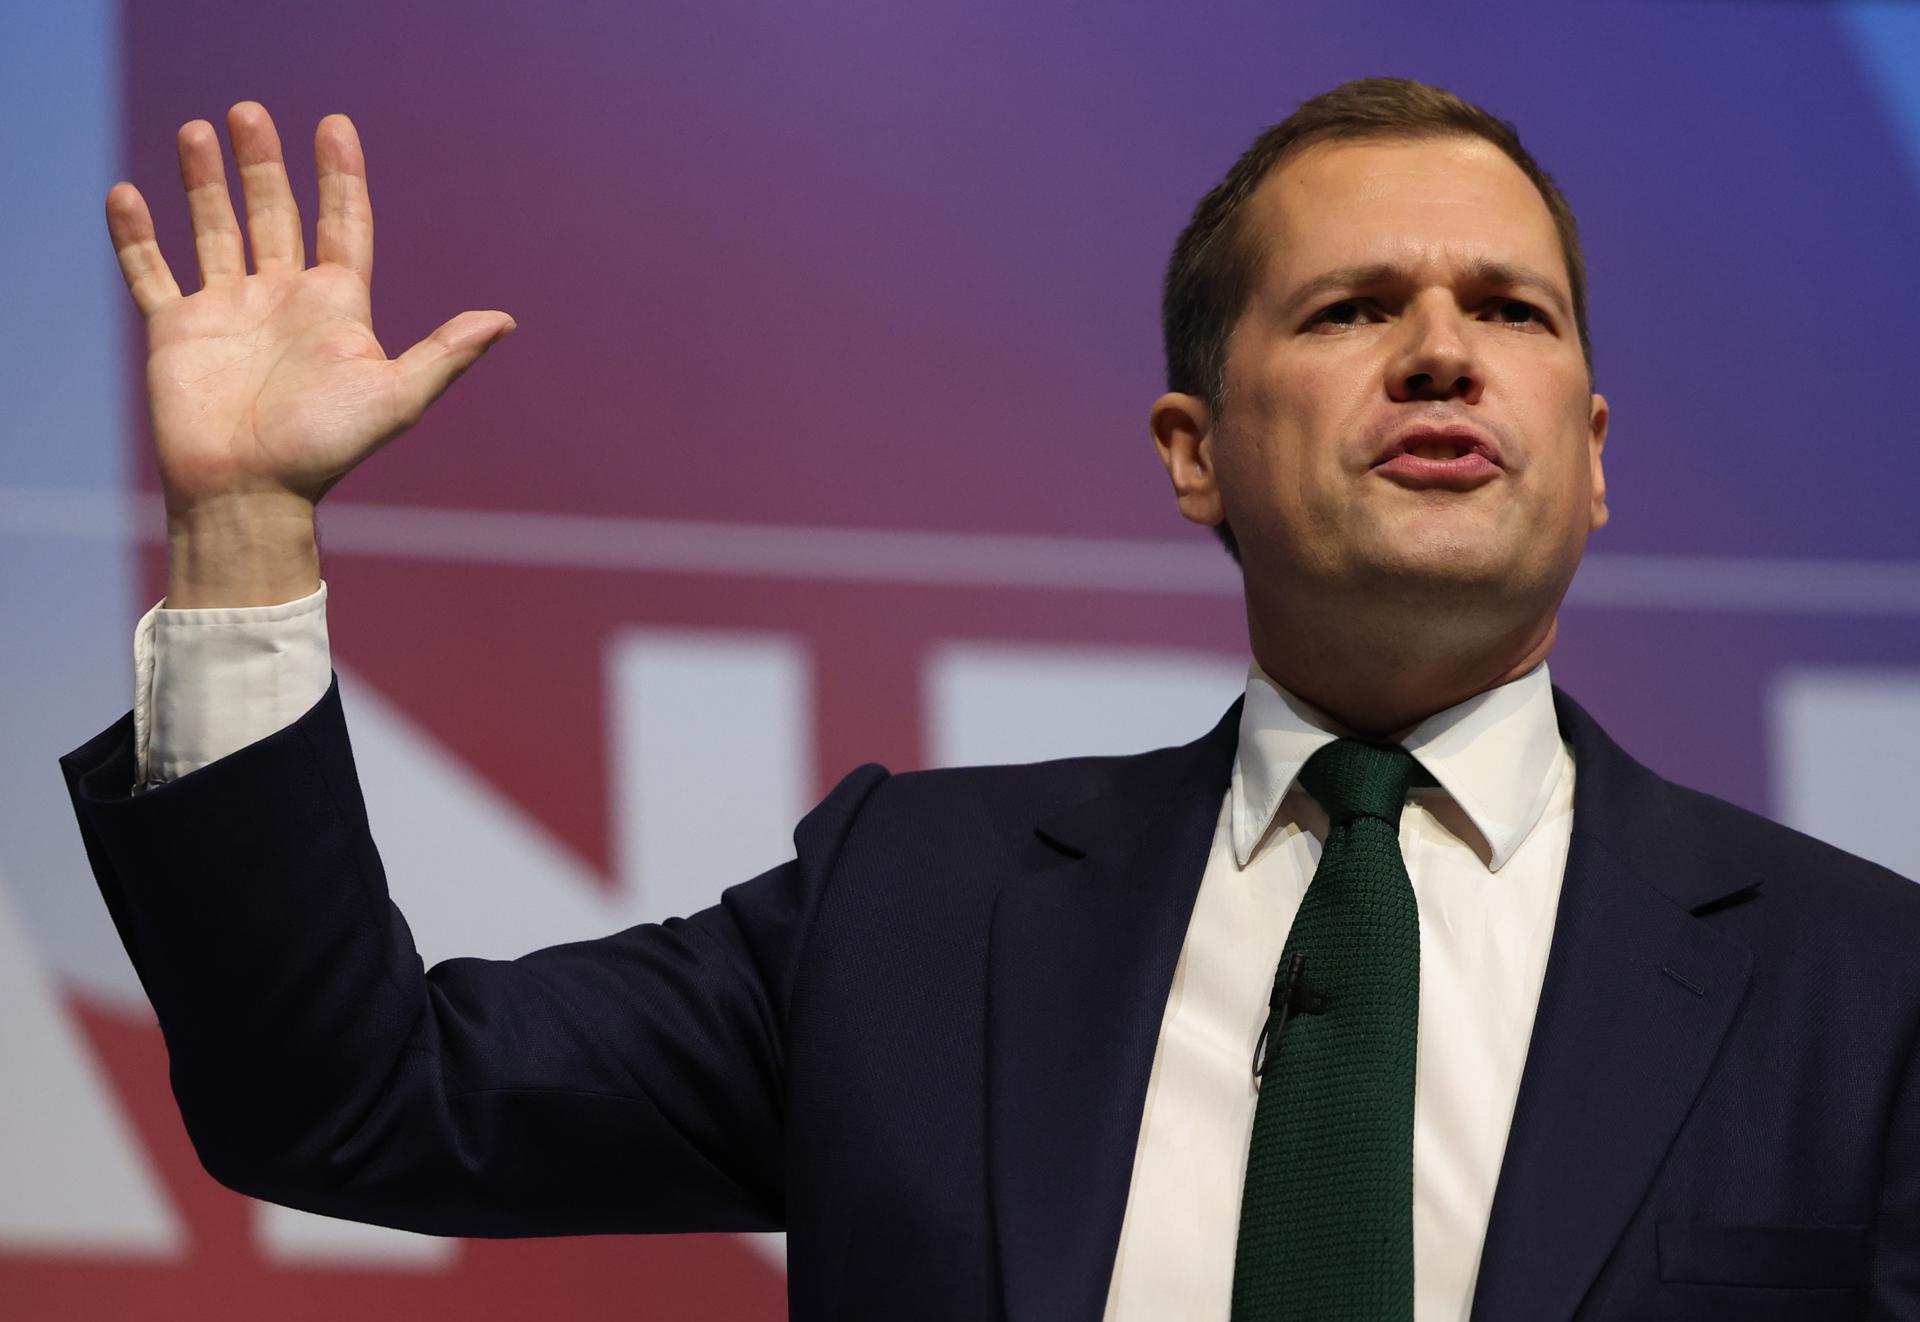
[1311,299,1375,327]
[1490,299,1546,328]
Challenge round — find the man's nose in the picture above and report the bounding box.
[1388,300,1481,403]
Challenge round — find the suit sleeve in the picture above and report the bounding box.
[1869,1015,1920,1315]
[58,674,887,1238]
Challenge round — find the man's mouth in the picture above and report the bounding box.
[1370,424,1504,490]
[1404,440,1473,461]
[1373,424,1503,469]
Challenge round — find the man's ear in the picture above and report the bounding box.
[1587,392,1610,531]
[1150,392,1226,529]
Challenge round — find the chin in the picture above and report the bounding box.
[1364,527,1509,581]
[1366,528,1578,608]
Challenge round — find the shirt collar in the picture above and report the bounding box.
[1230,660,1564,872]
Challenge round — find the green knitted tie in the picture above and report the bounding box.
[1230,738,1433,1321]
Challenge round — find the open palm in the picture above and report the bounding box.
[108,103,513,517]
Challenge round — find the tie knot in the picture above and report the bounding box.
[1297,738,1432,827]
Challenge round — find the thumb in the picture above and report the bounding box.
[391,310,516,422]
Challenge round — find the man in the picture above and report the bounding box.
[62,77,1920,1319]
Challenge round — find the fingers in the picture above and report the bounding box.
[314,114,373,284]
[391,311,516,422]
[137,107,372,301]
[105,182,183,316]
[228,102,305,271]
[175,119,246,286]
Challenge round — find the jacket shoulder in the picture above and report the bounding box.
[1554,683,1920,951]
[1661,776,1920,925]
[825,703,1242,869]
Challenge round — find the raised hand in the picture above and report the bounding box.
[107,103,514,606]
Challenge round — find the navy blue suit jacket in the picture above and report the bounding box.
[60,677,1920,1319]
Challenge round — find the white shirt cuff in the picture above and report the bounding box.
[135,581,334,792]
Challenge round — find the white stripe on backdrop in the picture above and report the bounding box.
[4,483,1918,613]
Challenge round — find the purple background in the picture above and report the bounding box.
[112,0,1920,814]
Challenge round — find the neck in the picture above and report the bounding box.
[1247,600,1557,739]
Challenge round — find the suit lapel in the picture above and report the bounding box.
[985,702,1240,1322]
[1469,689,1757,1321]
[979,685,1760,1321]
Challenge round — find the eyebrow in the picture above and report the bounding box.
[1278,258,1574,325]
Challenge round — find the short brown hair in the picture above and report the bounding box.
[1161,77,1593,560]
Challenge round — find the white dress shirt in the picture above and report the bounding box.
[134,590,1573,1321]
[1103,662,1574,1321]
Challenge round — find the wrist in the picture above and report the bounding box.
[165,491,322,609]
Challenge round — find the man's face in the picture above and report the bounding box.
[1161,136,1608,617]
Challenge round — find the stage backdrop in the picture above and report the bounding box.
[5,1,1920,1317]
